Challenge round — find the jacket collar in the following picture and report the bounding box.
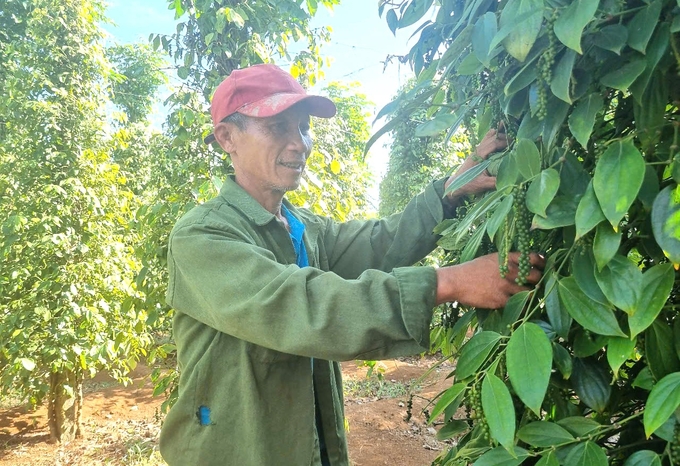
[218,175,293,226]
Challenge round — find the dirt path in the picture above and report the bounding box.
[0,357,454,466]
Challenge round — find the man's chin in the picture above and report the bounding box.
[273,182,301,194]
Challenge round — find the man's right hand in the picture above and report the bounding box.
[435,252,545,308]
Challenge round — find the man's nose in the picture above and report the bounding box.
[289,125,311,153]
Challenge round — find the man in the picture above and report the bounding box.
[159,63,544,465]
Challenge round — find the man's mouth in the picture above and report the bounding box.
[280,161,305,172]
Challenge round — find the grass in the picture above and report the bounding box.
[343,377,415,399]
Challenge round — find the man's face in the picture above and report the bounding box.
[222,106,313,204]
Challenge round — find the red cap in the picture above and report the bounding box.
[204,64,336,144]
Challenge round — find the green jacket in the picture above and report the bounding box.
[159,176,450,466]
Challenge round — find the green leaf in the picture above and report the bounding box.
[224,7,245,28]
[644,372,680,437]
[624,451,662,466]
[386,9,398,34]
[558,277,626,337]
[472,13,498,66]
[572,358,611,413]
[517,113,542,141]
[428,383,467,423]
[517,421,574,447]
[651,185,680,265]
[592,222,622,270]
[673,15,680,34]
[460,223,486,262]
[499,0,544,61]
[575,182,605,240]
[474,446,529,466]
[531,196,577,230]
[545,273,572,339]
[630,23,670,101]
[458,53,484,75]
[573,330,608,357]
[505,58,539,96]
[557,417,601,437]
[593,140,646,227]
[497,153,521,190]
[645,320,680,381]
[456,331,502,380]
[436,419,469,440]
[569,94,604,149]
[364,114,406,156]
[559,152,591,198]
[542,98,571,149]
[572,249,608,305]
[627,0,662,54]
[444,158,493,197]
[634,72,668,150]
[500,290,531,333]
[514,139,542,180]
[563,440,608,466]
[638,165,661,210]
[629,263,675,337]
[553,342,573,379]
[550,50,577,103]
[536,451,560,466]
[507,322,553,414]
[177,66,190,80]
[553,0,599,53]
[20,358,36,371]
[415,113,457,137]
[487,195,514,241]
[398,0,435,28]
[653,416,676,441]
[600,59,647,91]
[526,169,560,217]
[632,366,655,390]
[594,24,628,54]
[628,264,675,338]
[607,337,636,378]
[594,255,641,314]
[482,373,516,453]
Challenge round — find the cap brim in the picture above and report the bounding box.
[238,94,336,119]
[204,94,336,145]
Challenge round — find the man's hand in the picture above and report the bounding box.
[444,127,508,205]
[435,252,545,308]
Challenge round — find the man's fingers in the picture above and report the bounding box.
[524,267,542,285]
[529,252,546,269]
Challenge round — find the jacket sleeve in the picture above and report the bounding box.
[166,218,437,362]
[319,178,451,278]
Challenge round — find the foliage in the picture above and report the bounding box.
[378,0,680,463]
[288,82,374,221]
[107,44,168,126]
[152,0,339,98]
[379,80,466,217]
[0,0,155,441]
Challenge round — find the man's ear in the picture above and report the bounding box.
[214,122,238,154]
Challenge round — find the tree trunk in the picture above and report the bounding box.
[47,369,83,443]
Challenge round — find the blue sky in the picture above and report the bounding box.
[103,0,422,190]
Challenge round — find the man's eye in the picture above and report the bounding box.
[273,122,287,132]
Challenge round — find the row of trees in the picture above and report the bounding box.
[376,0,680,464]
[0,0,378,442]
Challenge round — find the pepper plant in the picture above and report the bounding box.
[376,0,680,464]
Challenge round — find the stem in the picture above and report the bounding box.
[670,32,680,73]
[605,5,646,18]
[608,438,665,456]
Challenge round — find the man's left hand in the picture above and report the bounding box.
[444,127,508,206]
